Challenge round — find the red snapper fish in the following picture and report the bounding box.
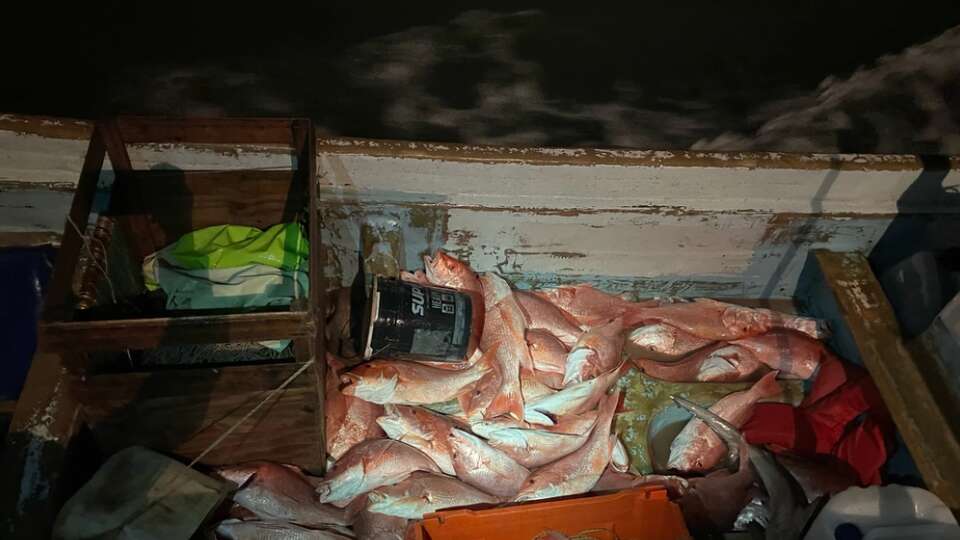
[515,290,584,347]
[667,371,782,472]
[521,369,561,399]
[352,508,409,540]
[424,250,483,295]
[524,361,625,426]
[530,366,565,390]
[626,298,827,341]
[471,410,598,436]
[448,427,530,499]
[366,472,499,519]
[730,330,826,379]
[477,273,531,419]
[514,390,621,501]
[213,461,302,488]
[563,318,625,386]
[457,344,515,420]
[325,353,385,460]
[340,351,492,405]
[376,404,458,476]
[533,284,657,327]
[527,329,568,376]
[470,410,600,468]
[215,462,349,527]
[413,347,483,371]
[633,343,769,383]
[423,250,485,358]
[626,323,715,361]
[316,439,442,505]
[592,468,689,497]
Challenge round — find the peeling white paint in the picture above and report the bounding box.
[318,153,960,214]
[836,279,881,310]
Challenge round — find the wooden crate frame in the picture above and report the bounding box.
[0,117,327,538]
[40,116,321,351]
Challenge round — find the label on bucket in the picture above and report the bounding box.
[365,277,474,361]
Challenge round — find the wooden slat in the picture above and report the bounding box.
[42,128,106,322]
[0,353,82,538]
[298,119,327,469]
[109,169,305,259]
[40,311,313,352]
[811,250,960,511]
[116,117,298,146]
[79,362,322,470]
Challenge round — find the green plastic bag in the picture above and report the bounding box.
[144,223,308,291]
[166,223,308,271]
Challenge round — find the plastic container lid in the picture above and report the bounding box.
[804,485,960,540]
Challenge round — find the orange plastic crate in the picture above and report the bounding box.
[408,486,690,540]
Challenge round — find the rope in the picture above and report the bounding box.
[66,214,117,304]
[66,214,134,366]
[189,358,315,467]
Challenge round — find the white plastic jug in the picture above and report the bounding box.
[804,485,960,540]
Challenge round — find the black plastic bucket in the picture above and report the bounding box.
[360,276,476,362]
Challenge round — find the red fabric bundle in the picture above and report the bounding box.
[742,354,894,485]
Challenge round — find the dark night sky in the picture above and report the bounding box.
[4,1,960,151]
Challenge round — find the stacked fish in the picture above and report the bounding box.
[211,250,832,539]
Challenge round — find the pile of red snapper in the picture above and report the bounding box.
[211,250,832,539]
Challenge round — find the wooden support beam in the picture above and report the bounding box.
[810,250,960,512]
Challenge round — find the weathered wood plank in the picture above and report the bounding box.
[320,202,910,298]
[40,312,313,352]
[297,119,328,469]
[79,362,323,471]
[0,352,82,539]
[317,151,960,214]
[811,250,960,511]
[317,136,960,173]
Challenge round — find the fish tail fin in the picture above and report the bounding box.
[485,383,524,421]
[752,370,782,400]
[783,315,830,339]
